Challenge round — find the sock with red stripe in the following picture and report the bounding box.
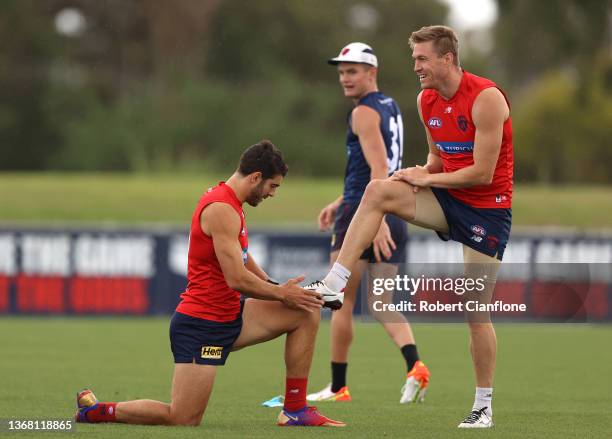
[283,378,308,412]
[83,402,118,422]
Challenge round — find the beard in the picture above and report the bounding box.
[245,182,266,207]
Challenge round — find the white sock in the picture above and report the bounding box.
[473,387,493,416]
[323,262,351,292]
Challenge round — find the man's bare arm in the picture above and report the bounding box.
[203,203,323,311]
[352,105,389,180]
[205,203,283,299]
[245,252,269,281]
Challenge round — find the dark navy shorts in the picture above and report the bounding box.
[169,305,244,366]
[431,188,512,260]
[331,200,407,263]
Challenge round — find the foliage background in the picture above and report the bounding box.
[0,0,611,184]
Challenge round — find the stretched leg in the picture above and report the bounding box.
[233,298,321,377]
[115,364,216,426]
[234,299,344,426]
[233,299,321,410]
[78,363,217,426]
[335,180,448,273]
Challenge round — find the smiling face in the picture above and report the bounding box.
[245,173,283,207]
[337,62,377,99]
[412,40,455,90]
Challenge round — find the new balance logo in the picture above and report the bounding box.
[201,346,223,359]
[284,412,299,421]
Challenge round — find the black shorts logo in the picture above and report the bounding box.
[201,346,223,359]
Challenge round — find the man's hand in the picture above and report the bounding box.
[318,200,341,231]
[372,217,397,262]
[391,165,431,192]
[280,275,324,312]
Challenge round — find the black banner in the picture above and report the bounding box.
[0,227,610,321]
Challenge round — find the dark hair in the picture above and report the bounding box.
[238,140,288,179]
[409,25,460,66]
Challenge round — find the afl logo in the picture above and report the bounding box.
[428,117,443,129]
[471,225,487,236]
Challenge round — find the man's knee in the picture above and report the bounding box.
[298,307,321,328]
[468,321,494,333]
[363,179,389,205]
[170,411,203,427]
[363,179,416,220]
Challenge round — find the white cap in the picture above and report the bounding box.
[328,42,378,67]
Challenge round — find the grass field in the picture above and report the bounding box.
[0,173,611,228]
[1,318,610,438]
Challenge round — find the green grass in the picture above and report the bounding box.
[0,172,611,228]
[0,318,610,438]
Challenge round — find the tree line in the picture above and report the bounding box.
[0,0,610,183]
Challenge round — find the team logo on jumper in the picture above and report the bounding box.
[471,225,487,237]
[201,346,223,359]
[457,115,468,132]
[428,117,443,129]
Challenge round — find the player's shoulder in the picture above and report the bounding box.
[201,202,241,234]
[462,71,501,101]
[356,91,399,120]
[463,70,497,87]
[351,101,380,122]
[418,88,437,108]
[472,87,509,120]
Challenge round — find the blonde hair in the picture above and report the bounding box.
[409,25,459,66]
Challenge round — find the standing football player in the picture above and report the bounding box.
[307,42,430,405]
[308,26,514,428]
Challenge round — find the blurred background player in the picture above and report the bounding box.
[75,141,345,428]
[309,26,514,428]
[307,42,430,404]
